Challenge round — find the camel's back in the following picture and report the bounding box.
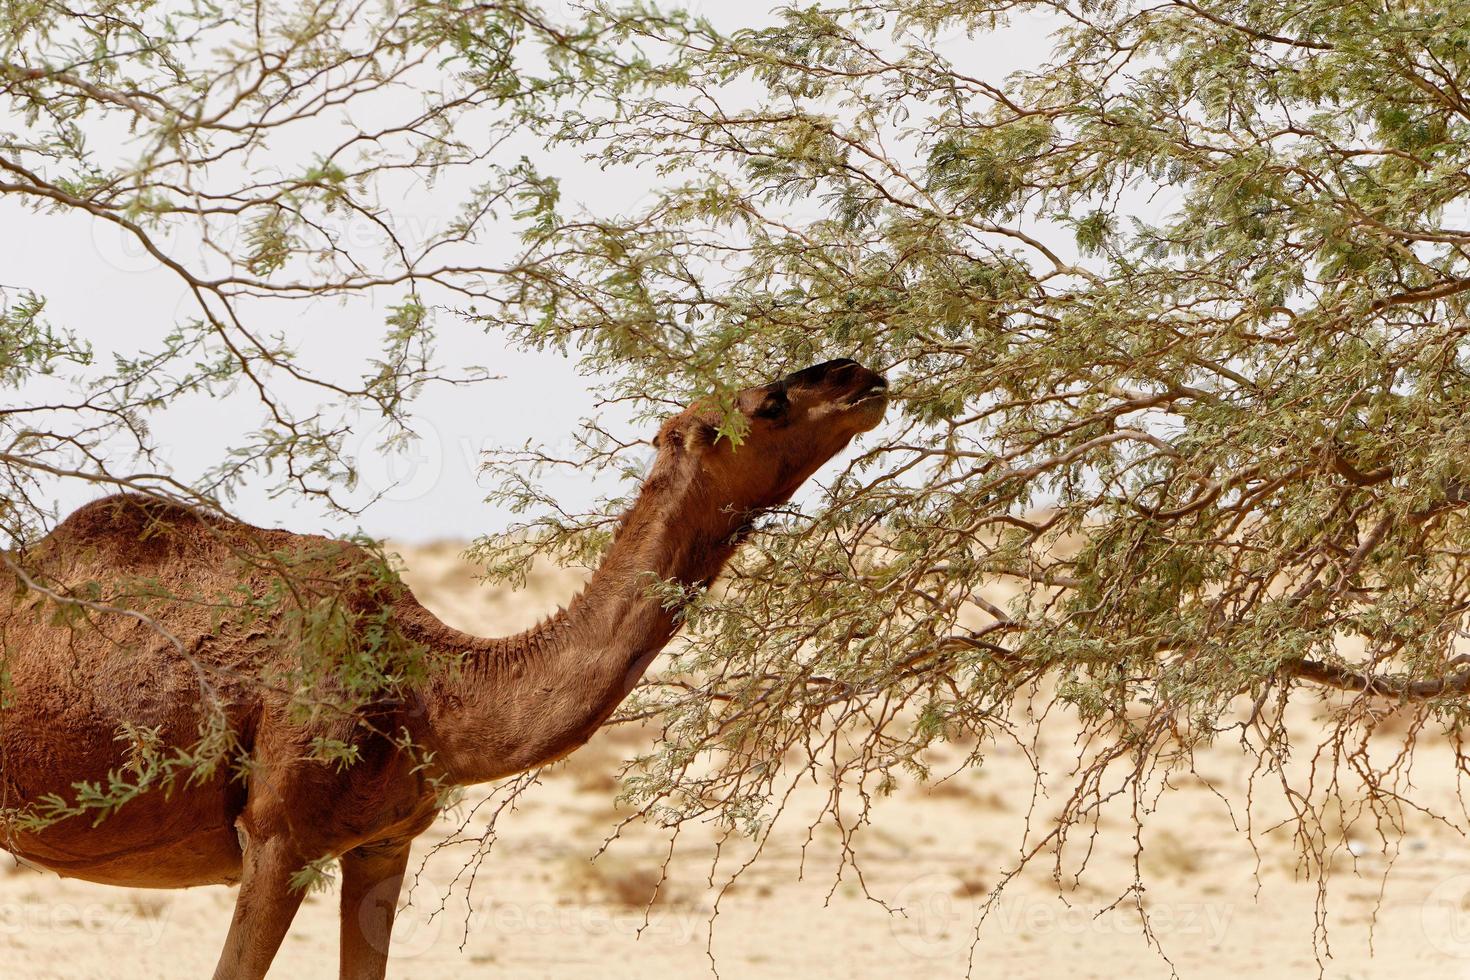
[2,493,377,678]
[21,490,362,588]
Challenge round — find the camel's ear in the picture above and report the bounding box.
[652,418,680,452]
[683,420,717,451]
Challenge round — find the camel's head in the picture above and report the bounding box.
[651,358,888,524]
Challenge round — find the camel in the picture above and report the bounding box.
[0,358,888,979]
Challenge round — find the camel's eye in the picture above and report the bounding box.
[754,388,789,420]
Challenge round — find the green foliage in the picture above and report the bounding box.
[268,540,436,714]
[1,713,239,832]
[460,0,1470,938]
[0,289,89,387]
[288,856,338,895]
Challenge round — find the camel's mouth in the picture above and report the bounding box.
[841,376,889,431]
[843,378,889,408]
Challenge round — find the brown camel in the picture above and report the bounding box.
[0,358,887,979]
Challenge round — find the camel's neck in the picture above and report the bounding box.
[401,468,740,786]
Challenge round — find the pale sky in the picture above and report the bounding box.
[2,3,1060,543]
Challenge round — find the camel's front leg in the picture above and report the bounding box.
[338,839,414,980]
[211,832,310,980]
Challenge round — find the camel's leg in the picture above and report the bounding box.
[339,840,413,980]
[211,833,310,980]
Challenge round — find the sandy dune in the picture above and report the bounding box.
[3,542,1468,978]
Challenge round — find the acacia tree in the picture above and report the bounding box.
[7,0,1470,962]
[461,0,1470,945]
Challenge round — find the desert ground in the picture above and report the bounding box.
[3,542,1470,979]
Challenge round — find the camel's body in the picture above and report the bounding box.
[0,498,441,889]
[0,359,888,979]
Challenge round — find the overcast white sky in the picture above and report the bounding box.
[2,3,1061,543]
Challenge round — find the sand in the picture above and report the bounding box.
[3,542,1468,979]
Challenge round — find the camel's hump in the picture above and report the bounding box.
[28,492,372,584]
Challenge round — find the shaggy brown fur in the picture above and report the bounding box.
[0,359,887,979]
